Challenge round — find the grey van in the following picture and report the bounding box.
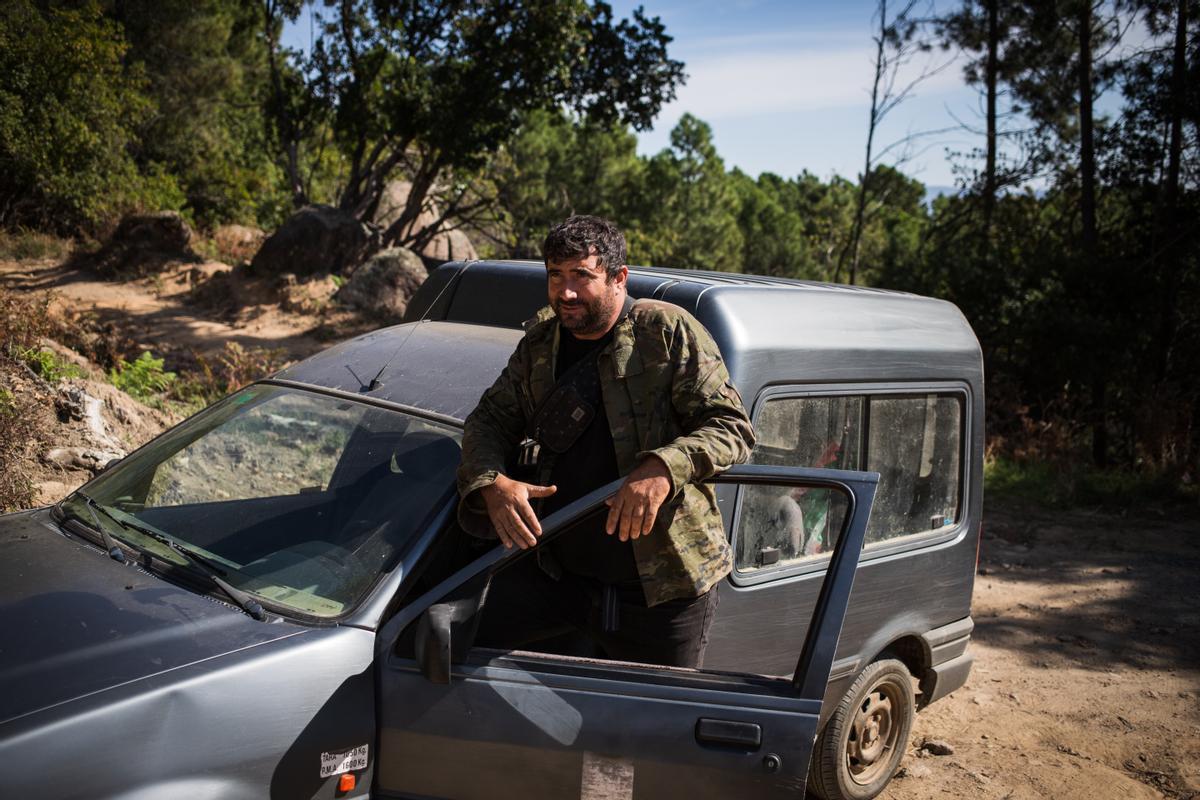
[0,260,981,800]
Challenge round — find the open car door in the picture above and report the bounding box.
[373,464,878,799]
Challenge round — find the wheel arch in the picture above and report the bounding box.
[876,634,931,700]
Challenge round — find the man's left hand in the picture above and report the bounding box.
[605,457,672,541]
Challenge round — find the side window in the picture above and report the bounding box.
[865,395,962,544]
[735,397,860,569]
[735,391,963,573]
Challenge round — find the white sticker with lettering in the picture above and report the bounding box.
[580,752,634,800]
[320,744,368,778]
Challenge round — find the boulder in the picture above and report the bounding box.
[252,205,377,277]
[92,211,197,277]
[373,181,478,264]
[335,247,427,318]
[212,224,266,265]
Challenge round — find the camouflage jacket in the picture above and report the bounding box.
[457,298,755,606]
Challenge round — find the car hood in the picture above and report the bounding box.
[0,509,307,725]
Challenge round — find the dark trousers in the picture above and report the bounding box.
[474,556,720,668]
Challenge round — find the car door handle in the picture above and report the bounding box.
[695,718,762,749]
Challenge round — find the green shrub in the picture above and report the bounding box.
[109,351,175,403]
[985,454,1195,510]
[19,347,85,383]
[169,342,288,414]
[0,228,74,261]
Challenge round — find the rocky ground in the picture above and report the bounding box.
[883,503,1200,800]
[3,248,1198,799]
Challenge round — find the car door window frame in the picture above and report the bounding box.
[376,464,879,696]
[730,381,973,588]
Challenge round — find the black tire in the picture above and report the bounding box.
[808,658,915,800]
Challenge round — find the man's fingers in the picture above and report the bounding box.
[605,494,622,535]
[493,520,515,549]
[515,498,543,538]
[640,506,655,537]
[526,483,557,498]
[504,509,537,549]
[626,504,647,541]
[619,499,638,542]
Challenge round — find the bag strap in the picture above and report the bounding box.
[525,295,635,438]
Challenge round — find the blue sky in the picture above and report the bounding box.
[282,1,1138,191]
[606,1,976,188]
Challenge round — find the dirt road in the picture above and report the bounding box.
[883,502,1200,800]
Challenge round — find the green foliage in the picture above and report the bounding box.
[112,0,287,229]
[493,113,920,281]
[266,0,685,249]
[492,109,644,257]
[0,0,182,233]
[170,342,289,413]
[19,348,85,384]
[985,455,1193,510]
[630,115,743,271]
[0,229,74,261]
[109,351,176,404]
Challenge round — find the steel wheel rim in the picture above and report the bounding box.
[845,679,904,786]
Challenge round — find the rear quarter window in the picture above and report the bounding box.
[735,390,964,574]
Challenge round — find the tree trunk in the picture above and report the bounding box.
[262,0,307,208]
[1150,0,1189,458]
[1077,1,1097,259]
[1077,1,1105,467]
[1164,0,1187,211]
[838,0,887,286]
[983,0,998,243]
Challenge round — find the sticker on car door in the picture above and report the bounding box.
[320,744,368,777]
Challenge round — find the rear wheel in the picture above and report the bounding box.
[808,658,915,800]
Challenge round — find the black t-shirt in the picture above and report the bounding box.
[542,326,640,583]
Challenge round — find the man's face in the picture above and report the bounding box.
[547,252,628,339]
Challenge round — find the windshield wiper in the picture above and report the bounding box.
[65,492,127,563]
[72,498,268,622]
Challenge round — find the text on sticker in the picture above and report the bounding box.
[320,744,368,778]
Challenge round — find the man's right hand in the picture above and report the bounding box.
[479,474,557,550]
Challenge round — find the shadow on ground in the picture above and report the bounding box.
[974,500,1200,675]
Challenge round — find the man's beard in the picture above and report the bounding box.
[554,291,618,336]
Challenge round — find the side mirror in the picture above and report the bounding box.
[415,605,452,684]
[413,573,492,684]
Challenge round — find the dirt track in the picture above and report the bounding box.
[4,255,1199,799]
[883,502,1200,800]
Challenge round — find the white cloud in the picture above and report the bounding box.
[659,43,963,125]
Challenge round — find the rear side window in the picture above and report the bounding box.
[735,391,963,573]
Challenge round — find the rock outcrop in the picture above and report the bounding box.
[91,211,198,277]
[335,247,427,318]
[251,205,377,277]
[373,181,478,264]
[212,224,266,265]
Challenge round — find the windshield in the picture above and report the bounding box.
[58,384,462,618]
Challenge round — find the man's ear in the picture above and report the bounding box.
[611,265,629,287]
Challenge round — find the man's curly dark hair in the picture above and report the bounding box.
[542,215,627,280]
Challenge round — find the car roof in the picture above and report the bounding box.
[272,320,522,423]
[406,260,983,399]
[276,260,982,423]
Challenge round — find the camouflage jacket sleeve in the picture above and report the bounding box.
[455,339,531,535]
[637,314,755,497]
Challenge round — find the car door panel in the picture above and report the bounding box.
[374,465,877,800]
[378,659,815,799]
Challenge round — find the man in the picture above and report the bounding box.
[457,215,754,668]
